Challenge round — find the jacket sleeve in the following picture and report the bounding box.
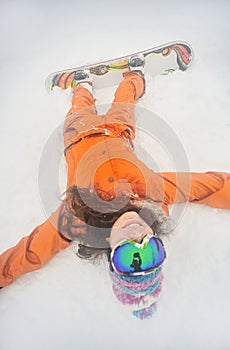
[160,171,230,210]
[0,206,70,288]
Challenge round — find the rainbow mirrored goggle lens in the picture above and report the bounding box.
[110,233,166,276]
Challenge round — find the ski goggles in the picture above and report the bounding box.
[110,233,166,276]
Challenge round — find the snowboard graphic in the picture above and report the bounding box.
[45,41,193,92]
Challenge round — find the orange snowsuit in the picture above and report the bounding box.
[0,72,230,287]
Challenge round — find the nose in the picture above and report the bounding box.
[132,232,148,244]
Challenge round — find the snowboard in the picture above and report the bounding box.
[45,41,193,92]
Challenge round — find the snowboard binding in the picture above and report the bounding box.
[71,69,92,89]
[128,54,145,76]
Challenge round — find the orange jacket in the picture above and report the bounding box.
[0,72,230,287]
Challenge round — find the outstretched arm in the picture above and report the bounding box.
[160,171,230,210]
[0,206,70,288]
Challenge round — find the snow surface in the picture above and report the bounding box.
[0,1,230,349]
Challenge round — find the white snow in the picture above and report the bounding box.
[0,1,230,349]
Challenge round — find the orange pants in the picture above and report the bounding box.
[64,72,145,150]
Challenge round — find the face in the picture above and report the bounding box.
[109,211,153,248]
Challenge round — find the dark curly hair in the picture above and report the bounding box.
[58,186,170,262]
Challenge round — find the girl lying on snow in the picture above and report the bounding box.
[0,56,229,320]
